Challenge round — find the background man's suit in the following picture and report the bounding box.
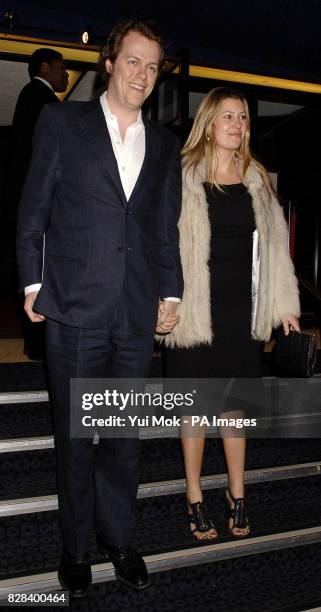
[9,78,59,357]
[16,99,183,555]
[11,78,59,200]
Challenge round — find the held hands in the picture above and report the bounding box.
[156,300,180,334]
[281,314,300,336]
[24,291,46,323]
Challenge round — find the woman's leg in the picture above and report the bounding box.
[220,414,249,536]
[181,424,217,540]
[181,434,205,503]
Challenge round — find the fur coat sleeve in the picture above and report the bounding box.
[269,192,301,328]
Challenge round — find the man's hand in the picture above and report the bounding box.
[24,291,46,323]
[156,300,179,334]
[281,314,300,336]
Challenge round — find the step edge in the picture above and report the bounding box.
[0,526,321,598]
[0,437,54,453]
[0,392,48,405]
[0,462,320,516]
[2,411,321,452]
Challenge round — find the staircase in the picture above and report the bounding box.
[1,362,321,612]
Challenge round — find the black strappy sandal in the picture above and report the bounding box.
[226,487,250,538]
[187,500,217,540]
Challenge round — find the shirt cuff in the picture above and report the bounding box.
[162,297,181,303]
[25,283,42,295]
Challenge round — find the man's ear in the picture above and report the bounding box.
[105,59,113,75]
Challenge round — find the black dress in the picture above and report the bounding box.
[165,182,262,378]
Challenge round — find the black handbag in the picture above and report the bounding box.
[273,329,317,377]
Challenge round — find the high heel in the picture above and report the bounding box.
[187,499,217,540]
[226,487,250,538]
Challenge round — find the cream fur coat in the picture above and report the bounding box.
[160,158,300,348]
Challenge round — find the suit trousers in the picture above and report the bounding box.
[45,299,154,556]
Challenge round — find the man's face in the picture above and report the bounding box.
[42,58,69,93]
[105,31,161,111]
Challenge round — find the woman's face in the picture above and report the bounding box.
[211,97,248,151]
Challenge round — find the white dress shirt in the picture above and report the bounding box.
[25,93,180,303]
[100,93,145,201]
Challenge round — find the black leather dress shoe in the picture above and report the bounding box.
[97,536,149,590]
[58,551,92,598]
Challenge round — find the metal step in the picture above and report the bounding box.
[0,436,54,453]
[0,526,320,600]
[2,405,321,452]
[0,391,48,405]
[0,372,320,405]
[1,475,320,588]
[2,438,321,503]
[1,461,320,517]
[1,380,321,447]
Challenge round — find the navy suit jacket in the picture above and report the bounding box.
[16,99,183,334]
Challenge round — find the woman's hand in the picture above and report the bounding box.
[156,301,180,334]
[281,314,300,336]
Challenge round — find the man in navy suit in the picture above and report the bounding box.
[17,19,183,598]
[10,48,68,360]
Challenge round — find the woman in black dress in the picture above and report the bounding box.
[164,87,300,540]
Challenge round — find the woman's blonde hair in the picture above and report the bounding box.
[182,87,271,192]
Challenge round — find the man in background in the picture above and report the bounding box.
[10,48,68,359]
